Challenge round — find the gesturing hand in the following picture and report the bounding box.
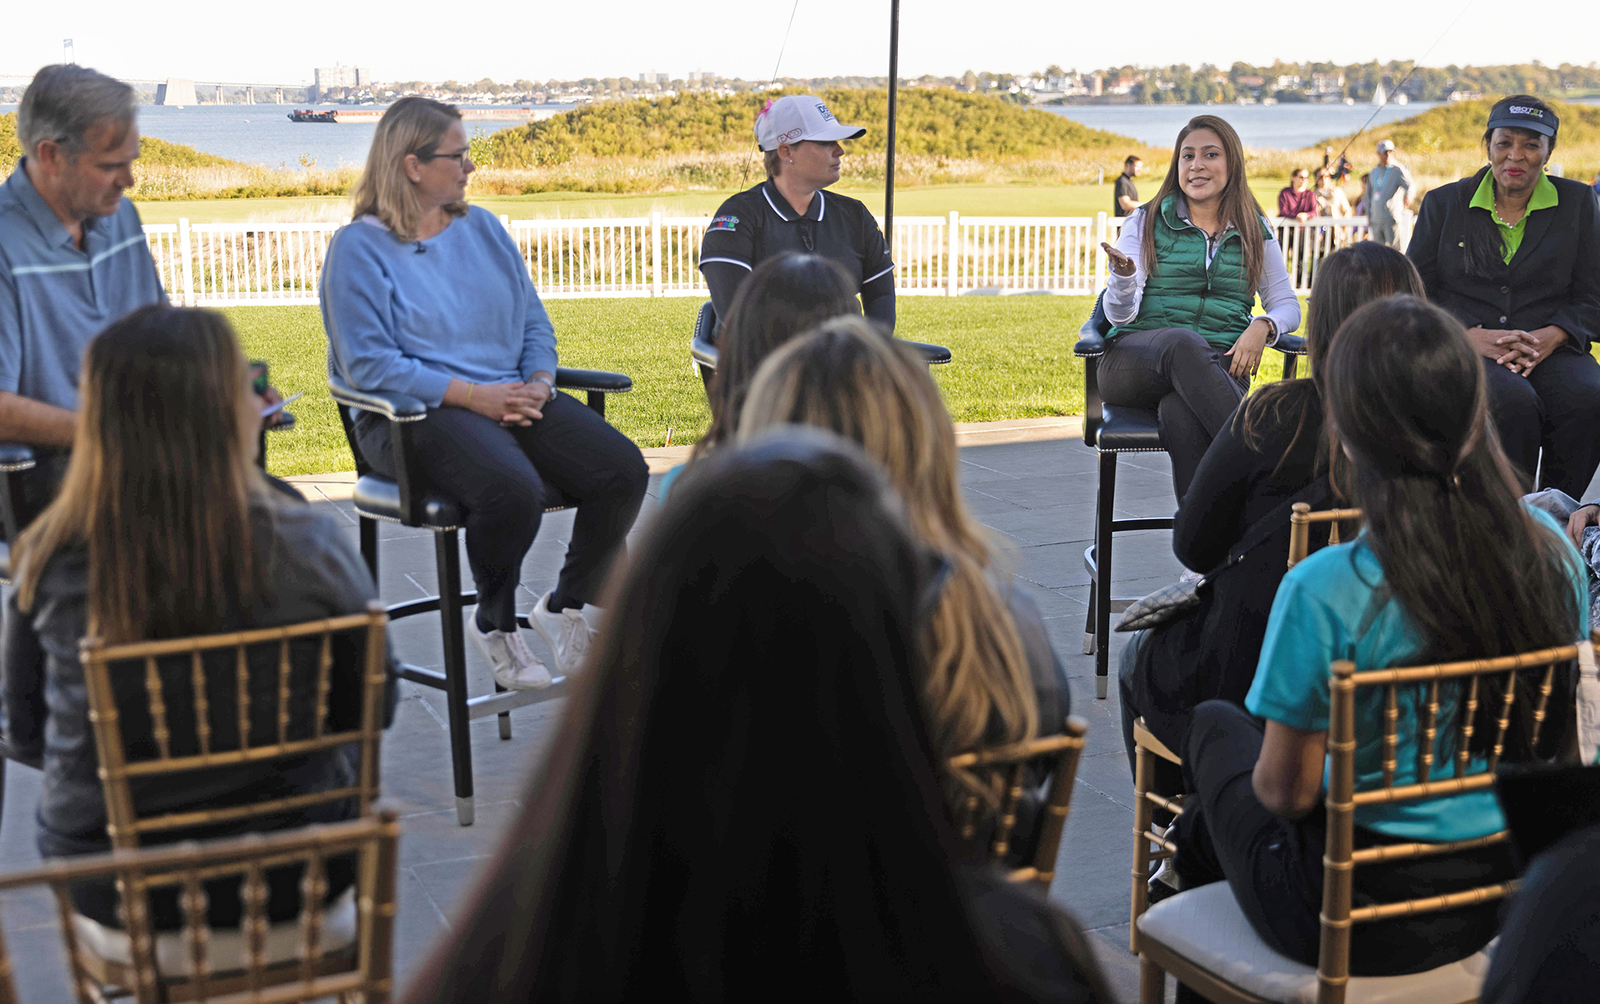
[1225,320,1271,380]
[1101,242,1136,278]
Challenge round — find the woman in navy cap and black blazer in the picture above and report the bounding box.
[698,95,895,336]
[1407,94,1600,497]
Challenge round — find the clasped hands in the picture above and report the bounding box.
[449,376,553,426]
[1467,325,1568,377]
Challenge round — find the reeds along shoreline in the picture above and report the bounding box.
[78,145,1600,204]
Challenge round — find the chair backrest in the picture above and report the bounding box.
[947,717,1090,886]
[79,604,389,851]
[0,810,400,1004]
[1315,638,1587,1002]
[1288,503,1363,568]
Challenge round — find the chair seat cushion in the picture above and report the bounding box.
[352,474,463,529]
[72,887,358,977]
[1095,404,1164,452]
[1138,882,1491,1004]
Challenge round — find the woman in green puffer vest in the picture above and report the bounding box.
[1097,115,1302,506]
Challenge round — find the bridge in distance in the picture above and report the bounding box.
[1,71,310,105]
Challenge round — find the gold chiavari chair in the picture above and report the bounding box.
[1134,636,1593,1004]
[948,717,1090,887]
[0,810,400,1004]
[1288,503,1363,568]
[71,603,389,998]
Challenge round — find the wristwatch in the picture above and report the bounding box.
[531,374,556,394]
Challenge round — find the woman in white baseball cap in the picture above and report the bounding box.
[699,94,896,335]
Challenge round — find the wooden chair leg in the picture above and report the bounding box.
[1140,955,1167,1004]
[1131,745,1153,954]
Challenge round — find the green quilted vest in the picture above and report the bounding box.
[1111,195,1269,348]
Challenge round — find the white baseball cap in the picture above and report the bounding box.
[754,95,866,152]
[1376,139,1396,153]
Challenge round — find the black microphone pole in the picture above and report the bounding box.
[885,0,899,246]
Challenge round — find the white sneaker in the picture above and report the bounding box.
[467,616,553,691]
[529,591,596,675]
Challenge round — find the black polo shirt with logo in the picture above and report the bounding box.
[700,180,895,303]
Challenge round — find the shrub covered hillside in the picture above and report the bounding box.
[1320,98,1600,153]
[0,112,237,177]
[487,88,1148,168]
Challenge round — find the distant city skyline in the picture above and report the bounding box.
[3,0,1594,88]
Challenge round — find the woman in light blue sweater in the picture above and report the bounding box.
[321,98,647,690]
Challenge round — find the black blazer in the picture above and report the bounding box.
[1408,167,1600,354]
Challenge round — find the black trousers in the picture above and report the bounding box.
[1097,328,1247,504]
[1483,348,1600,497]
[1174,700,1513,980]
[355,393,648,632]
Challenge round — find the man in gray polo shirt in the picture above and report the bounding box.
[0,65,164,513]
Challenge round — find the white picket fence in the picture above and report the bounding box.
[146,211,1405,307]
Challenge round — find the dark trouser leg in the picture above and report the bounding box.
[503,391,648,610]
[355,409,543,632]
[1527,348,1600,498]
[1483,358,1543,491]
[1098,328,1247,503]
[1174,700,1325,964]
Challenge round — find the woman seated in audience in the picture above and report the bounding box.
[322,96,647,685]
[1119,243,1424,812]
[1098,114,1302,504]
[1173,296,1587,980]
[1,305,396,928]
[659,251,859,500]
[735,318,1070,843]
[402,430,1110,1001]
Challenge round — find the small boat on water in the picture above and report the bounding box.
[288,109,338,123]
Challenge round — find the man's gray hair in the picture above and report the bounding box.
[17,65,137,158]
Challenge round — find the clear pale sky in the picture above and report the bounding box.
[1,0,1591,86]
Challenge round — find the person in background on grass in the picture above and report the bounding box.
[321,96,647,691]
[1115,155,1143,217]
[698,95,895,335]
[0,305,396,928]
[1366,139,1413,247]
[1097,114,1302,505]
[1277,169,1318,222]
[1172,296,1585,992]
[1407,95,1600,498]
[736,318,1070,857]
[1314,168,1352,217]
[400,430,1111,1002]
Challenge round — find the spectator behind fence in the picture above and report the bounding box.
[1118,244,1425,840]
[735,318,1069,846]
[1114,155,1143,216]
[321,96,648,688]
[1366,139,1413,247]
[1276,169,1317,222]
[1098,115,1302,505]
[0,305,397,926]
[0,65,162,516]
[402,430,1110,1002]
[1407,95,1600,498]
[1173,296,1586,980]
[1314,168,1352,217]
[699,94,895,333]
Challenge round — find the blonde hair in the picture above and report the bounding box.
[14,307,270,643]
[737,318,1040,786]
[350,97,468,242]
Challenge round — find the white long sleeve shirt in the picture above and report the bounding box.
[1105,200,1302,341]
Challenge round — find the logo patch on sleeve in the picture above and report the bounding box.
[709,215,739,233]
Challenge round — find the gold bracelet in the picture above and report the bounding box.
[465,383,475,405]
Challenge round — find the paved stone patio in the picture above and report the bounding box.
[4,421,1594,1001]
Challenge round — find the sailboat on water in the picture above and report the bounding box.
[1371,83,1387,105]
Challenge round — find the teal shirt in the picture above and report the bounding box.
[1245,506,1588,841]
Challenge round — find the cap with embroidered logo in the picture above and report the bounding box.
[1486,97,1559,140]
[754,95,867,152]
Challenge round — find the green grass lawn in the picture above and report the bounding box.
[139,179,1294,225]
[232,294,1299,478]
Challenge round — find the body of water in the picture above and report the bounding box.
[0,103,575,170]
[1042,102,1444,151]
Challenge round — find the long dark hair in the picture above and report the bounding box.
[1139,114,1267,293]
[1323,296,1579,758]
[403,430,1037,999]
[697,252,859,456]
[1241,243,1424,478]
[1462,94,1557,279]
[14,306,269,642]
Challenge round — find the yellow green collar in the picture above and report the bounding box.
[1470,170,1559,216]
